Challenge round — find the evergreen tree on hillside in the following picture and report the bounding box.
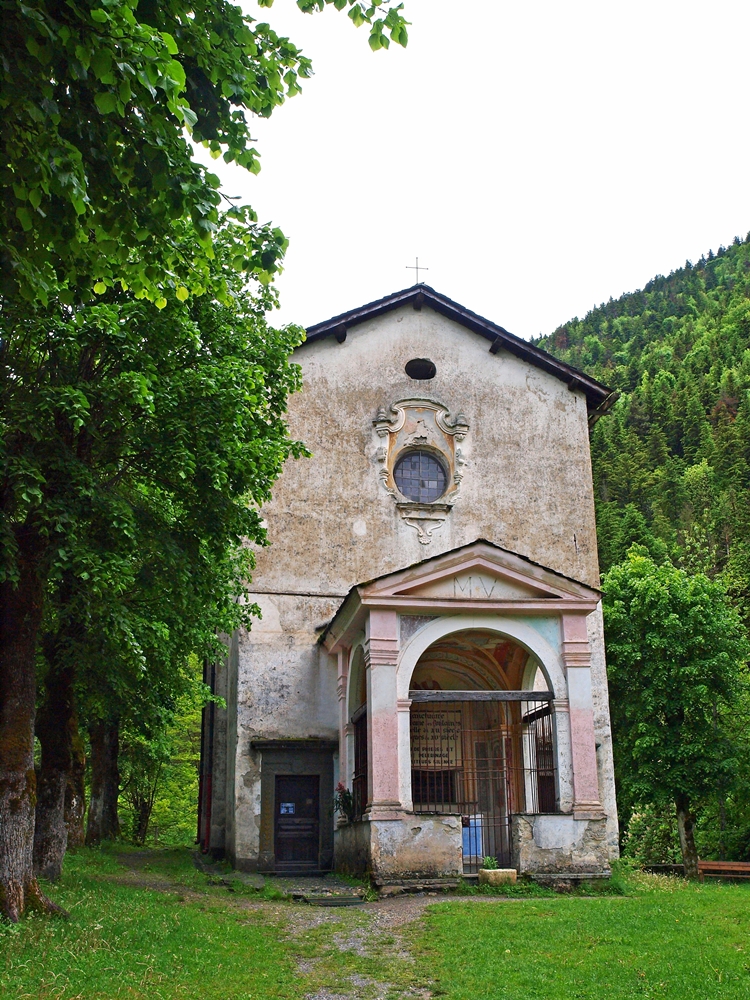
[538,235,750,619]
[539,235,750,859]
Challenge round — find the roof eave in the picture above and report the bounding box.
[303,284,613,413]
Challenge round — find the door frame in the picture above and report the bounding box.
[274,773,321,870]
[252,739,337,872]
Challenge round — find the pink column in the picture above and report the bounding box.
[364,609,402,817]
[562,614,604,819]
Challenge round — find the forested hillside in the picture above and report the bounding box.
[539,235,750,618]
[539,235,750,860]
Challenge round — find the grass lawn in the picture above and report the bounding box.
[1,848,301,1000]
[2,849,749,999]
[412,874,750,999]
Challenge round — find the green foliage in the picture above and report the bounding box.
[296,1,409,49]
[481,855,499,869]
[4,219,307,857]
[119,666,203,846]
[622,803,683,865]
[538,238,750,618]
[540,240,750,858]
[602,551,749,832]
[0,0,407,306]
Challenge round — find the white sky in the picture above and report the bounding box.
[203,0,750,337]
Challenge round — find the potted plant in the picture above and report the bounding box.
[333,782,355,824]
[478,856,517,886]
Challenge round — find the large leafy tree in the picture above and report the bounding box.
[603,549,750,877]
[1,219,306,918]
[1,0,408,921]
[1,0,408,305]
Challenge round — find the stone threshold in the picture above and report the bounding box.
[374,877,462,897]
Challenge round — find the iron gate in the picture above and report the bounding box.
[409,697,557,872]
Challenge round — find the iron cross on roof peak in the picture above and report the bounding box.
[406,257,429,284]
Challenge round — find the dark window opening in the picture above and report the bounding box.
[405,358,436,380]
[394,450,447,503]
[352,712,368,820]
[412,769,456,808]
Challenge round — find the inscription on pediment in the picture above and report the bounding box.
[405,571,550,601]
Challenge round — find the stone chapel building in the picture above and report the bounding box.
[198,285,619,886]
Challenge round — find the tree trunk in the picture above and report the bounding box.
[86,719,120,845]
[33,653,78,881]
[0,526,65,920]
[133,797,152,846]
[64,729,86,850]
[676,793,700,879]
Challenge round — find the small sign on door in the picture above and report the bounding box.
[280,802,295,814]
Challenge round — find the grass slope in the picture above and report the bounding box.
[2,850,749,999]
[2,848,299,1000]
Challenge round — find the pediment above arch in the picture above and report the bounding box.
[359,540,600,605]
[320,539,600,653]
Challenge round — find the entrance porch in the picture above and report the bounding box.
[321,540,614,885]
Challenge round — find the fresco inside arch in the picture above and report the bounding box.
[410,629,548,692]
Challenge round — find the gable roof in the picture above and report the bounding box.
[320,538,601,652]
[304,284,616,419]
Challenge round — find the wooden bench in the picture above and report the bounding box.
[698,860,750,881]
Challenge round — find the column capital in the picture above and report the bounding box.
[364,637,399,668]
[561,612,592,669]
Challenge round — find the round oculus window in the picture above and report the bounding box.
[393,450,447,503]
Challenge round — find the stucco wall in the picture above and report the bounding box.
[511,814,611,875]
[225,302,610,866]
[229,593,340,864]
[253,304,600,593]
[335,815,463,881]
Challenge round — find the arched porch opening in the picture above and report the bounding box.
[347,646,368,820]
[409,629,558,871]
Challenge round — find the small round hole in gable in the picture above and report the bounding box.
[405,358,436,380]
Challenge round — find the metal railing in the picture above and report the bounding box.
[409,695,557,871]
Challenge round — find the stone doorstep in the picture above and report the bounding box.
[302,894,367,907]
[374,878,462,897]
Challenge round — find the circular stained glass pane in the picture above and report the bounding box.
[393,450,447,503]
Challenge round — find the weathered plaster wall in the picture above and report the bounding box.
[227,303,611,867]
[224,631,239,865]
[230,593,341,865]
[253,304,600,593]
[511,814,611,875]
[335,815,463,881]
[208,651,228,857]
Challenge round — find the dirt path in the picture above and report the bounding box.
[111,849,516,1000]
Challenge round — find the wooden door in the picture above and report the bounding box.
[274,775,320,869]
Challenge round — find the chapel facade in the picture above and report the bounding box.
[198,285,619,887]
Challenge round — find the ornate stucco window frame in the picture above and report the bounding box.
[373,397,470,544]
